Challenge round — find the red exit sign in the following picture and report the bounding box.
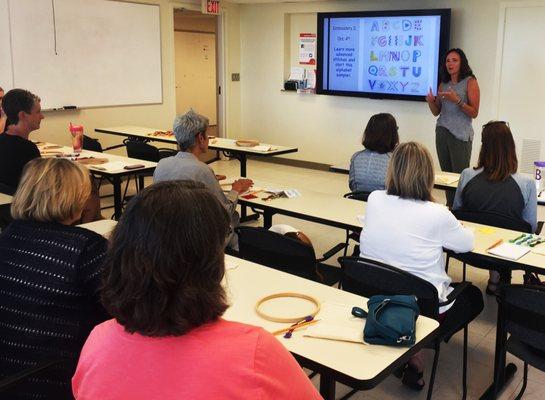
[202,0,220,15]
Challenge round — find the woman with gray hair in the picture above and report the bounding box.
[153,109,253,250]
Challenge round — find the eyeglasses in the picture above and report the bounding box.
[482,120,509,129]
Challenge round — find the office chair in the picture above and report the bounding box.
[236,226,345,286]
[339,256,482,400]
[342,190,371,257]
[0,359,66,395]
[496,285,545,400]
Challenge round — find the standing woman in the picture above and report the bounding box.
[426,48,480,205]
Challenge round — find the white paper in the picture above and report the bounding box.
[253,145,273,152]
[88,161,127,173]
[435,173,459,185]
[289,67,305,81]
[488,243,531,260]
[303,302,365,343]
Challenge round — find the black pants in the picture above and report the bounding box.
[441,282,484,340]
[436,126,472,207]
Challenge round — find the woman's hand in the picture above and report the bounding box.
[425,87,436,104]
[437,87,460,103]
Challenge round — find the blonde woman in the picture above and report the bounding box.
[359,142,483,390]
[0,158,109,400]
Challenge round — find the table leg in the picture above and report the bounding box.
[263,211,273,229]
[479,269,516,400]
[319,374,336,400]
[138,175,145,192]
[237,153,261,222]
[112,176,122,220]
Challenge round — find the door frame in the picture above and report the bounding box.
[170,3,226,138]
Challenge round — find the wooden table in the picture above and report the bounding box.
[0,193,12,206]
[37,142,156,219]
[95,126,298,178]
[223,255,440,399]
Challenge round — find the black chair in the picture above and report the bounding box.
[447,210,533,281]
[343,191,371,202]
[496,285,545,400]
[123,138,176,192]
[342,191,371,257]
[339,256,480,400]
[123,138,176,163]
[236,226,345,286]
[0,359,66,394]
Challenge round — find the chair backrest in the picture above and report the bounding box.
[0,182,15,196]
[82,135,103,153]
[339,256,440,319]
[453,209,532,233]
[344,191,371,202]
[123,139,160,162]
[500,285,545,352]
[236,226,318,281]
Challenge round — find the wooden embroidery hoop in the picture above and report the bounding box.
[255,292,321,323]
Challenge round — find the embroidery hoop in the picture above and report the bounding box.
[255,292,321,323]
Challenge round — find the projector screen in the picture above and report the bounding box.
[317,9,450,101]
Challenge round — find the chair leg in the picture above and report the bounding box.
[427,344,441,400]
[445,254,450,273]
[462,326,468,400]
[462,262,467,282]
[513,362,528,400]
[343,230,349,257]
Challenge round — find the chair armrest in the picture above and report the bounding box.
[317,242,347,263]
[438,281,471,308]
[103,143,126,152]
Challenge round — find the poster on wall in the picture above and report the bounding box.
[299,33,316,65]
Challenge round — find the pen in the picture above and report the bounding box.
[272,319,319,336]
[486,239,503,251]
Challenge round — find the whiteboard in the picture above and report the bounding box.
[0,0,162,110]
[497,4,545,171]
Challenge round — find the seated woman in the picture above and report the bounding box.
[452,121,537,293]
[359,142,483,390]
[72,181,321,400]
[0,158,109,400]
[349,113,399,193]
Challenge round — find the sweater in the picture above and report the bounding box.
[0,220,109,400]
[73,318,322,400]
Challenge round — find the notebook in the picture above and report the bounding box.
[487,242,531,260]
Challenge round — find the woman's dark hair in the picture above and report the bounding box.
[476,121,518,182]
[362,113,399,154]
[439,48,475,83]
[101,180,231,337]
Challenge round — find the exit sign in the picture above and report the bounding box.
[202,0,220,15]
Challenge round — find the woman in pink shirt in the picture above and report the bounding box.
[72,180,321,400]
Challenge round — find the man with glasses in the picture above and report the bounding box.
[154,109,253,250]
[0,88,43,194]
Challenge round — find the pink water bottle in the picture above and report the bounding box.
[69,123,84,154]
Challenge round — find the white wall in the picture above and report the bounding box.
[17,0,242,153]
[237,0,535,167]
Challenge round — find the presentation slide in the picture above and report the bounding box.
[319,11,448,100]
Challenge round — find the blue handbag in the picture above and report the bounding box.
[352,295,419,347]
